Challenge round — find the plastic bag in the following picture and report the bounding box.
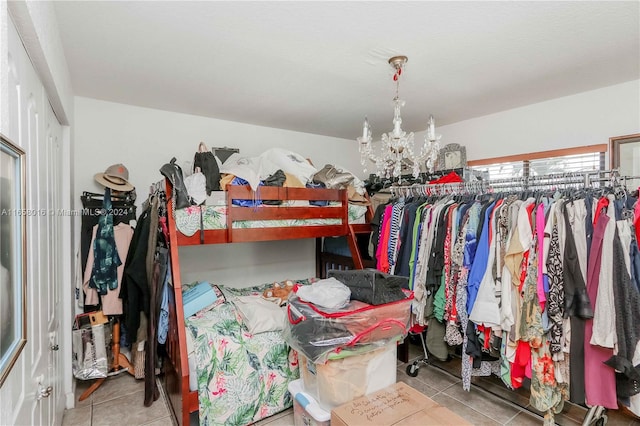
[193,142,221,194]
[184,168,207,205]
[295,277,351,310]
[72,323,111,380]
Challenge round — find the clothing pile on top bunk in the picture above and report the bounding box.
[373,187,640,424]
[174,147,369,207]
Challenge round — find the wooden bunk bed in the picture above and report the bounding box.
[162,180,374,425]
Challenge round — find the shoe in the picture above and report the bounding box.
[160,157,191,209]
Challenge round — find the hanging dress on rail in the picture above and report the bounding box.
[583,200,617,409]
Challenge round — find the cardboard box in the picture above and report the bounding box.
[330,382,471,426]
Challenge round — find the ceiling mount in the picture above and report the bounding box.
[388,55,408,71]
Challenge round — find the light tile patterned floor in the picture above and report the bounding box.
[62,373,174,426]
[62,342,640,426]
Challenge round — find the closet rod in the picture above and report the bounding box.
[389,169,637,198]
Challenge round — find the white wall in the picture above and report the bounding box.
[74,80,640,287]
[436,80,640,162]
[73,96,362,287]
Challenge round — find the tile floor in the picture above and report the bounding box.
[62,372,174,426]
[62,343,640,426]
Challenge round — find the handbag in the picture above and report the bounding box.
[160,157,191,210]
[193,142,221,195]
[312,164,354,189]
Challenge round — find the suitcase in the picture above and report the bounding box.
[328,268,408,305]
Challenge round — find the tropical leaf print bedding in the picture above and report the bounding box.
[174,203,367,237]
[185,282,304,426]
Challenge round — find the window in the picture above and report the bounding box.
[467,145,606,181]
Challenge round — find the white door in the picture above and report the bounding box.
[0,15,65,426]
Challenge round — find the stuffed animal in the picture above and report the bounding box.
[262,280,295,305]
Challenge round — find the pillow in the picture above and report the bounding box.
[233,295,286,334]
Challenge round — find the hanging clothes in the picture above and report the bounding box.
[82,188,134,316]
[83,222,134,315]
[120,205,152,345]
[379,181,640,422]
[583,202,617,409]
[89,188,123,295]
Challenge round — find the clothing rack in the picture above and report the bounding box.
[382,169,640,425]
[389,170,638,198]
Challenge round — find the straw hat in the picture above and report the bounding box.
[94,163,134,191]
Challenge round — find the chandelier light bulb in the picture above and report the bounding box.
[428,115,436,141]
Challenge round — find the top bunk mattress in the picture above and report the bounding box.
[175,202,368,238]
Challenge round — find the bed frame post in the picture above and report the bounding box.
[163,179,198,425]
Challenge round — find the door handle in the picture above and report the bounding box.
[37,384,53,400]
[50,344,59,351]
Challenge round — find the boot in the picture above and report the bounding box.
[160,157,191,209]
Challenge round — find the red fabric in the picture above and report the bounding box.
[477,325,492,350]
[409,323,427,333]
[511,340,532,389]
[526,202,536,227]
[519,250,530,293]
[635,189,640,244]
[429,171,463,184]
[593,196,610,225]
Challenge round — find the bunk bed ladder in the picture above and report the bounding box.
[346,223,371,269]
[346,197,375,270]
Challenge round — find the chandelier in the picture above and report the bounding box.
[357,55,441,180]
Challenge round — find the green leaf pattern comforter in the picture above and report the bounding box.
[185,283,303,426]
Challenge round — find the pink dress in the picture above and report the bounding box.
[583,209,617,409]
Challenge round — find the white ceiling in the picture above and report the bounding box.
[54,1,640,140]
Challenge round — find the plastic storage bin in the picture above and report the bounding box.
[298,341,398,411]
[285,290,412,363]
[288,379,331,426]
